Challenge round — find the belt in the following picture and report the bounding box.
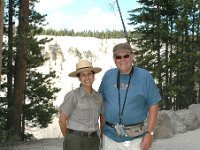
[68,129,97,138]
[105,121,144,128]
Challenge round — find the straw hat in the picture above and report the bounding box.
[68,60,102,77]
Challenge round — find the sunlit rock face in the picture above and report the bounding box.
[30,36,200,139]
[35,35,127,107]
[154,104,200,139]
[31,36,127,139]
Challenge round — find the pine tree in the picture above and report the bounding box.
[128,0,200,110]
[1,0,60,141]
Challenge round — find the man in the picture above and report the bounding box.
[99,42,161,150]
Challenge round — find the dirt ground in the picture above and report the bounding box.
[1,128,200,150]
[0,138,63,150]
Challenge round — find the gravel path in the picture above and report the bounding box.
[151,128,200,150]
[0,138,63,150]
[1,128,200,150]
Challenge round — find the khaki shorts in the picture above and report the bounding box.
[101,135,142,150]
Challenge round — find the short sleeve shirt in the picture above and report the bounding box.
[59,86,103,132]
[98,66,161,142]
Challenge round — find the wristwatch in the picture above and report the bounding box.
[145,131,154,136]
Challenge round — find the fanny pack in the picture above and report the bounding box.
[105,121,145,137]
[123,123,145,137]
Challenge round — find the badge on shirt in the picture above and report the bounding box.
[96,99,102,106]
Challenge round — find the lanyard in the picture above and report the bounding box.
[117,66,134,124]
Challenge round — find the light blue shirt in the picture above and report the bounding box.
[99,66,161,142]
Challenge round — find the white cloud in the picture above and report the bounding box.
[44,6,123,31]
[35,0,74,13]
[44,11,71,30]
[71,7,121,31]
[35,0,131,31]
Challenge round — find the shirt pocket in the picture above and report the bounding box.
[76,101,91,121]
[95,99,102,114]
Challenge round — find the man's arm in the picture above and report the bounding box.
[141,104,159,150]
[59,111,68,137]
[146,104,159,133]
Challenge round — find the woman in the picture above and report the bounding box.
[59,59,103,150]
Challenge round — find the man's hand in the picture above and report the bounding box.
[141,133,153,150]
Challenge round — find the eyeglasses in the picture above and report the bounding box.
[114,54,131,60]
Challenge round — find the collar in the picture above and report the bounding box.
[79,85,94,97]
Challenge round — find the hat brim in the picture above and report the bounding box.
[68,67,102,77]
[113,49,132,56]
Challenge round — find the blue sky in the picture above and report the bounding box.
[35,0,140,31]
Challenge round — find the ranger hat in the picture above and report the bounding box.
[68,60,102,77]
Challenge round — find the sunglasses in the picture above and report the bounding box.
[114,54,131,59]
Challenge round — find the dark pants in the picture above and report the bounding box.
[63,132,100,150]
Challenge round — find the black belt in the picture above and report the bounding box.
[105,121,144,128]
[68,129,97,138]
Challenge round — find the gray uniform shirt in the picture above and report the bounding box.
[59,86,103,132]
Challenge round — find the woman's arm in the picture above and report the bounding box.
[99,114,104,139]
[59,111,68,137]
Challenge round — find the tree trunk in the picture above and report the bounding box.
[0,0,4,90]
[116,0,129,42]
[6,0,15,130]
[12,0,29,139]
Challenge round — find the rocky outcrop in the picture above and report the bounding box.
[154,104,200,139]
[154,111,174,139]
